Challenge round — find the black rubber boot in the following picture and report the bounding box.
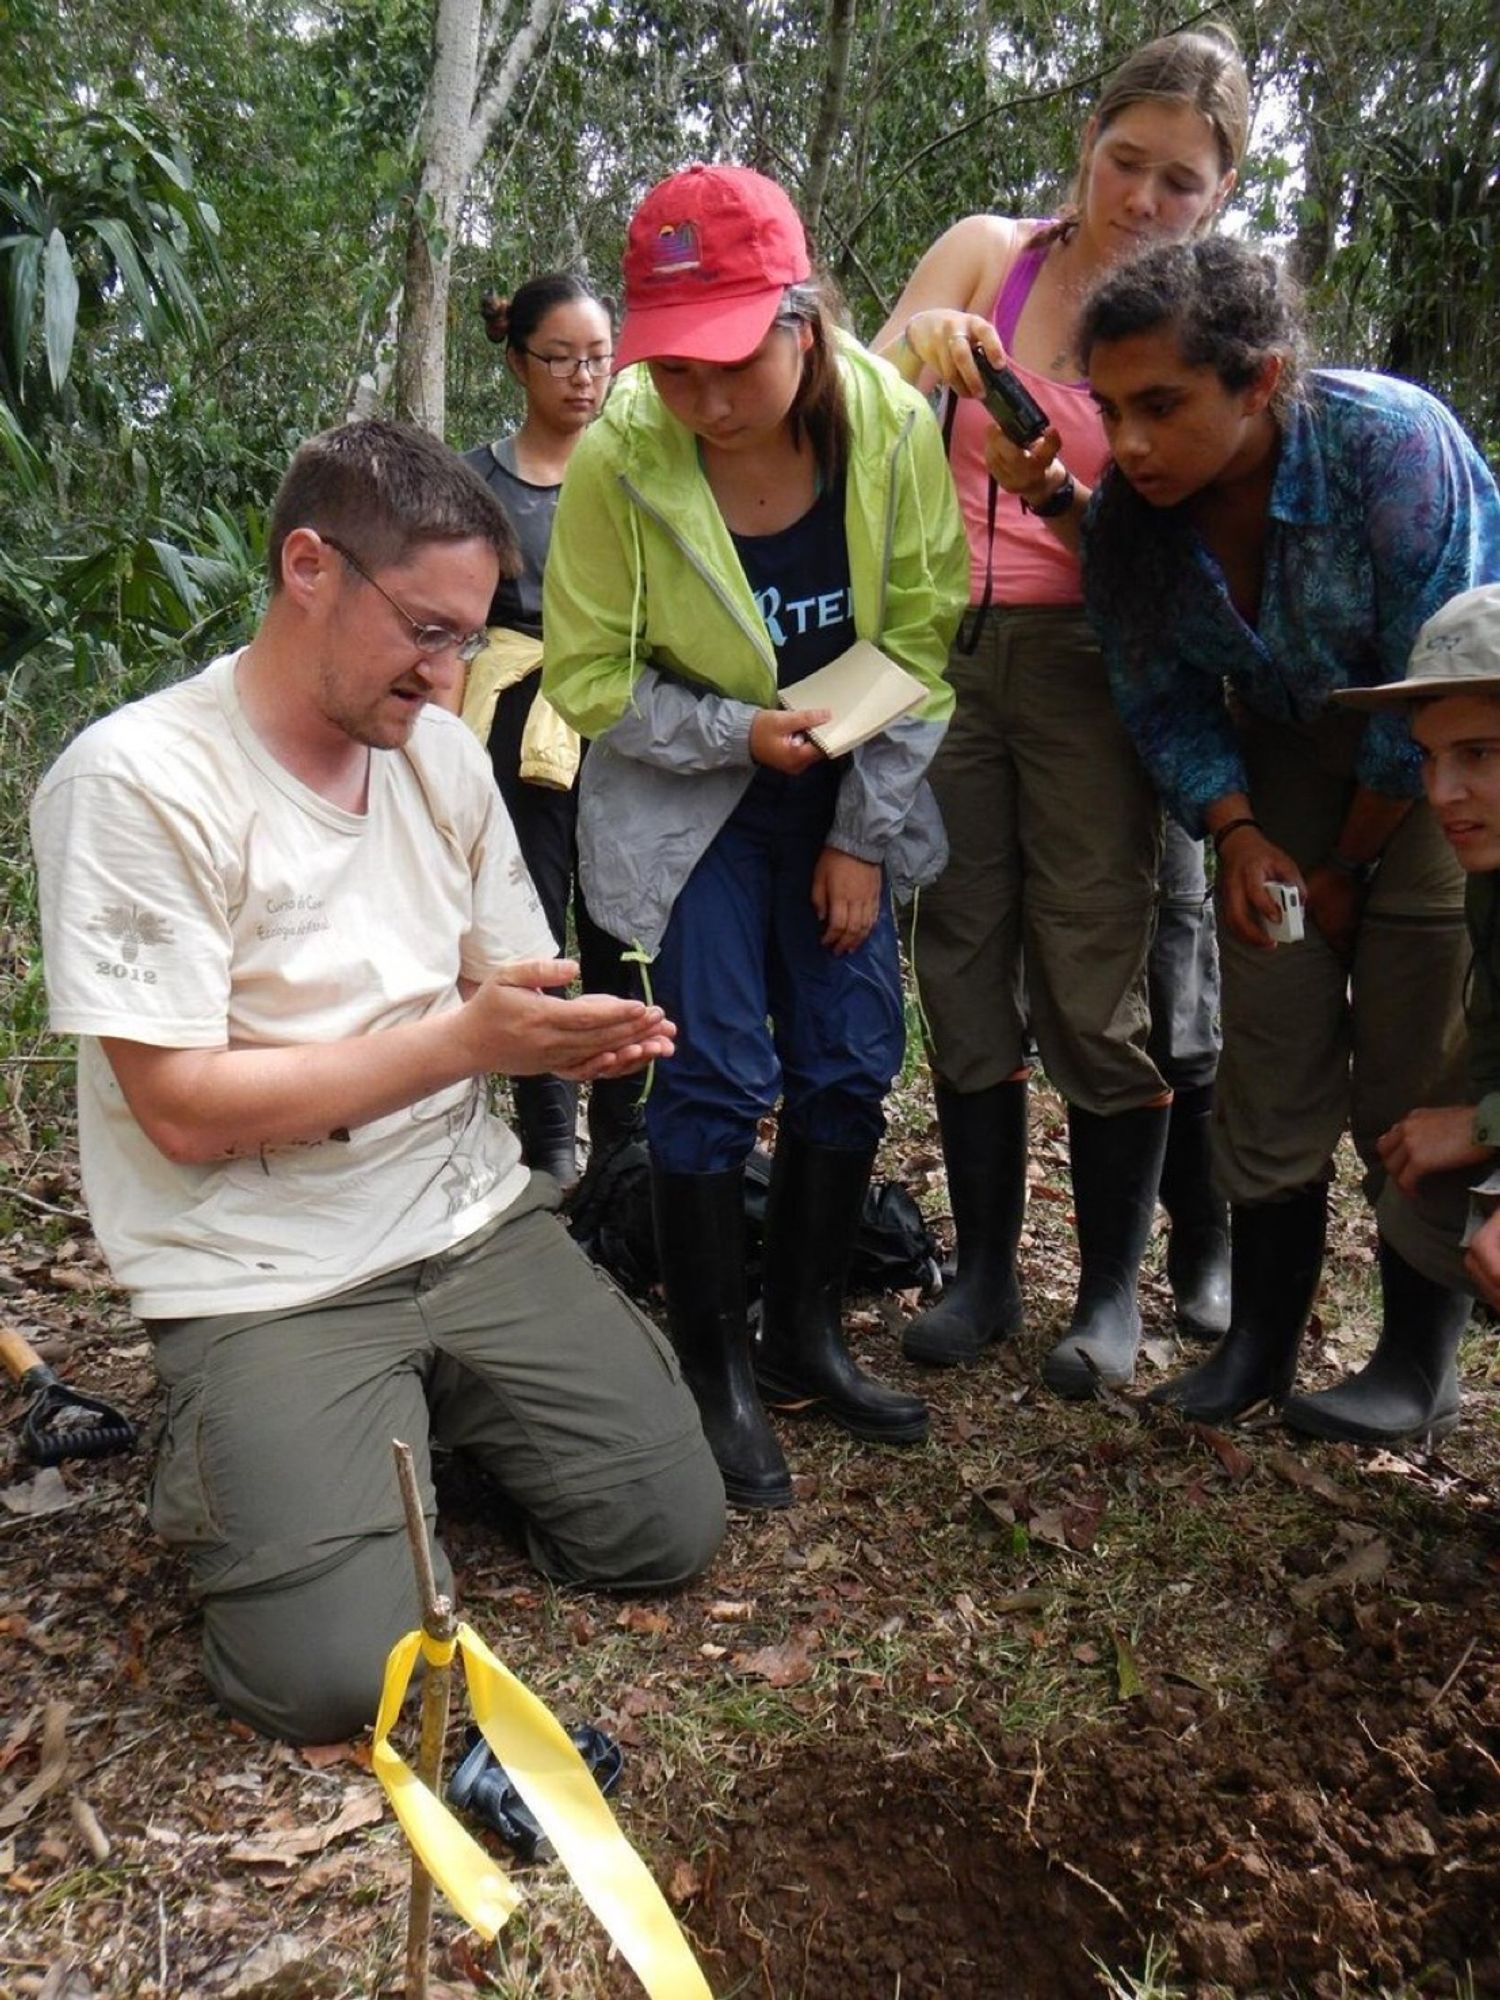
[1281,1236,1470,1445]
[1043,1103,1171,1397]
[1159,1083,1231,1340]
[512,1074,579,1187]
[651,1164,792,1510]
[756,1134,929,1444]
[902,1079,1028,1367]
[586,1073,643,1157]
[1150,1184,1328,1423]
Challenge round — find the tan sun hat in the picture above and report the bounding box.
[1335,583,1500,711]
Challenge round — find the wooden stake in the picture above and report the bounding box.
[393,1438,458,2000]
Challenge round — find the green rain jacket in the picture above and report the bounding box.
[542,334,968,953]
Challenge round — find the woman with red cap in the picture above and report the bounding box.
[543,164,968,1509]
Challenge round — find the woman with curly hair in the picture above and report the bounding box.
[1078,235,1500,1444]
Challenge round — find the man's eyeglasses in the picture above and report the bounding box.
[519,349,613,379]
[321,536,487,663]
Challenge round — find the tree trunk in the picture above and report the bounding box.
[393,0,483,434]
[392,0,562,437]
[801,0,858,242]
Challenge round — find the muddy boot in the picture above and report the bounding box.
[1281,1236,1470,1445]
[1159,1082,1231,1340]
[512,1074,579,1188]
[651,1163,792,1510]
[756,1134,929,1444]
[1043,1103,1170,1398]
[902,1079,1027,1367]
[1150,1185,1328,1423]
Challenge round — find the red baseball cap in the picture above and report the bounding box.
[614,164,812,370]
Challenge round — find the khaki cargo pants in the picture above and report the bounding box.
[1215,707,1470,1285]
[912,607,1167,1113]
[147,1177,723,1744]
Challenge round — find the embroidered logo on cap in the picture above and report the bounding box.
[651,221,701,275]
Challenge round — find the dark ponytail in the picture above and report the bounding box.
[477,272,615,351]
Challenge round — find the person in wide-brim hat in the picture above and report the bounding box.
[1334,583,1500,1323]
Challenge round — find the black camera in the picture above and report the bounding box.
[971,345,1050,448]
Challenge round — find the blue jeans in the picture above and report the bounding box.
[646,767,905,1174]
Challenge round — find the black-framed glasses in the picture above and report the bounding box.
[321,536,487,663]
[519,348,613,379]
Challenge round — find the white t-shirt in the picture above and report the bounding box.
[31,652,558,1317]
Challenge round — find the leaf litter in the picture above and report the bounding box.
[1,1099,1497,1997]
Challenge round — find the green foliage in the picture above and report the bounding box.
[0,95,222,415]
[1251,0,1499,446]
[0,0,1494,701]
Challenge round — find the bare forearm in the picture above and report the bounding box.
[103,1011,487,1163]
[104,962,675,1165]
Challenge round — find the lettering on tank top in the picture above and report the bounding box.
[749,583,855,649]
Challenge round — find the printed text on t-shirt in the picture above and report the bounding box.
[752,584,854,650]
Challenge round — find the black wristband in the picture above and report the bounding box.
[1021,472,1076,519]
[1211,815,1261,858]
[1323,849,1380,885]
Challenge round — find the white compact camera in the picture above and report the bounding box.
[1263,880,1305,944]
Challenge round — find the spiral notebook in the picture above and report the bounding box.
[778,640,925,757]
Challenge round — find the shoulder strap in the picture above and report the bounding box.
[943,220,1039,652]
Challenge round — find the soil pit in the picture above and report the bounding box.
[691,1583,1500,1999]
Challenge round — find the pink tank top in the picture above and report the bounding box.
[948,229,1108,607]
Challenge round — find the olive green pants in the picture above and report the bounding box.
[1216,708,1470,1285]
[912,607,1167,1113]
[147,1177,723,1743]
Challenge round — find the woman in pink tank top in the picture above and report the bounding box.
[872,28,1249,1398]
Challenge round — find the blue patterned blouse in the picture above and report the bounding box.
[1082,370,1500,835]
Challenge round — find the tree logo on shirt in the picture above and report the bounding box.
[91,903,173,965]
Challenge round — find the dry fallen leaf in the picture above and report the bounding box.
[705,1600,754,1623]
[733,1639,815,1688]
[1288,1536,1392,1608]
[614,1604,672,1637]
[1265,1447,1359,1512]
[0,1705,37,1773]
[227,1785,385,1867]
[68,1793,110,1862]
[1060,1495,1108,1550]
[213,1931,344,1996]
[668,1857,703,1905]
[1027,1507,1070,1551]
[46,1266,97,1293]
[0,1699,69,1830]
[297,1741,359,1771]
[0,1467,78,1518]
[1192,1424,1255,1482]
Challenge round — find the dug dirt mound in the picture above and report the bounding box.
[692,1580,1499,1998]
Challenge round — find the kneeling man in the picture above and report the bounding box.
[32,420,723,1743]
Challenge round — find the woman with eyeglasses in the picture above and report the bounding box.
[543,166,967,1510]
[458,272,630,1187]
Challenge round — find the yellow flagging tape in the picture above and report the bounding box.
[371,1621,712,1999]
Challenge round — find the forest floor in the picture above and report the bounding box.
[1,1077,1497,2000]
